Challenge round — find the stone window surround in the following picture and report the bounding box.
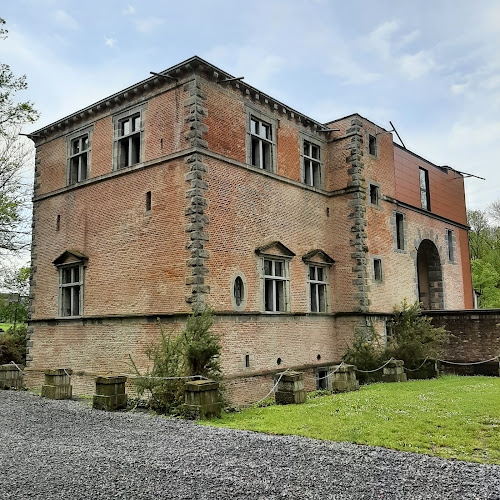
[259,254,292,313]
[299,132,325,189]
[445,228,456,264]
[245,104,278,174]
[366,131,379,159]
[56,262,85,318]
[370,255,385,284]
[112,103,147,171]
[66,125,93,186]
[392,210,407,253]
[367,179,382,208]
[230,271,248,312]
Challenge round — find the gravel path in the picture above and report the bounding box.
[1,391,499,499]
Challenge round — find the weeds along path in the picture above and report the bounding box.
[0,390,499,500]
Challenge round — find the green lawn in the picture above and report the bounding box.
[205,376,500,464]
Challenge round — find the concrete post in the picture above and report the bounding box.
[330,364,359,392]
[41,368,72,400]
[275,371,306,405]
[0,364,24,390]
[383,360,407,382]
[92,375,127,411]
[184,379,221,419]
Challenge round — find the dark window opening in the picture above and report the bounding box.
[419,167,430,211]
[250,117,273,171]
[317,369,328,390]
[234,276,244,307]
[447,230,454,261]
[145,191,152,212]
[245,354,250,368]
[68,134,89,184]
[264,259,286,312]
[368,134,377,156]
[369,184,379,205]
[309,265,327,313]
[396,213,404,250]
[56,215,61,231]
[60,265,82,317]
[373,258,383,282]
[304,141,321,187]
[326,207,330,217]
[317,354,321,360]
[276,357,282,366]
[118,113,141,169]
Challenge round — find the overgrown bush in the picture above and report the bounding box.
[342,300,449,381]
[0,324,27,365]
[129,306,223,414]
[385,299,449,370]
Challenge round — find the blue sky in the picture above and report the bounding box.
[2,0,499,211]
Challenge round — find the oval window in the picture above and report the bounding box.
[234,276,244,306]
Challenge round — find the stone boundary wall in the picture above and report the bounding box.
[426,309,500,375]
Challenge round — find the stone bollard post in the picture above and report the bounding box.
[41,368,72,400]
[184,379,221,419]
[275,371,306,405]
[330,364,359,392]
[0,364,24,390]
[92,375,127,411]
[382,360,407,382]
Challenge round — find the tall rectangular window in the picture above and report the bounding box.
[368,134,377,156]
[419,167,430,210]
[308,265,327,312]
[447,229,455,262]
[59,265,83,317]
[113,105,145,170]
[68,134,89,184]
[395,212,405,250]
[303,141,321,187]
[264,259,288,312]
[251,117,273,171]
[373,258,383,283]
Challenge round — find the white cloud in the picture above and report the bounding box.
[451,82,469,95]
[135,18,164,33]
[400,51,436,80]
[366,20,400,59]
[105,37,116,48]
[122,5,135,15]
[53,10,78,30]
[400,30,420,46]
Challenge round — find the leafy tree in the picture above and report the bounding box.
[471,260,500,308]
[0,18,39,256]
[0,266,29,328]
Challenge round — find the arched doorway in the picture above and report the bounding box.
[417,239,444,310]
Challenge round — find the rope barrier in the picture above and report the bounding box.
[302,362,344,382]
[238,368,291,409]
[436,356,499,366]
[356,357,395,373]
[403,357,430,372]
[9,361,26,376]
[119,373,210,381]
[63,368,72,379]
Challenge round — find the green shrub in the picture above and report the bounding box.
[386,299,449,370]
[0,324,27,365]
[129,306,223,415]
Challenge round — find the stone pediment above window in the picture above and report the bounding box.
[52,250,88,267]
[302,249,335,265]
[255,241,295,259]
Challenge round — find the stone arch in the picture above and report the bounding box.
[416,239,444,310]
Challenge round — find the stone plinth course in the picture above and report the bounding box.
[92,375,127,411]
[383,359,407,383]
[330,364,360,392]
[184,379,221,419]
[275,371,307,405]
[0,364,24,390]
[41,368,72,400]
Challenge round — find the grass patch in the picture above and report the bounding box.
[204,376,500,464]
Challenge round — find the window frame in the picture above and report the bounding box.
[231,272,248,312]
[261,257,290,313]
[245,105,278,174]
[446,228,456,263]
[307,264,329,313]
[66,126,93,186]
[112,104,146,171]
[371,256,384,284]
[419,167,431,211]
[367,132,378,158]
[367,179,381,208]
[300,133,324,189]
[57,263,84,318]
[393,210,407,252]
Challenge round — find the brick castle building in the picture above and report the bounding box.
[26,56,473,403]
